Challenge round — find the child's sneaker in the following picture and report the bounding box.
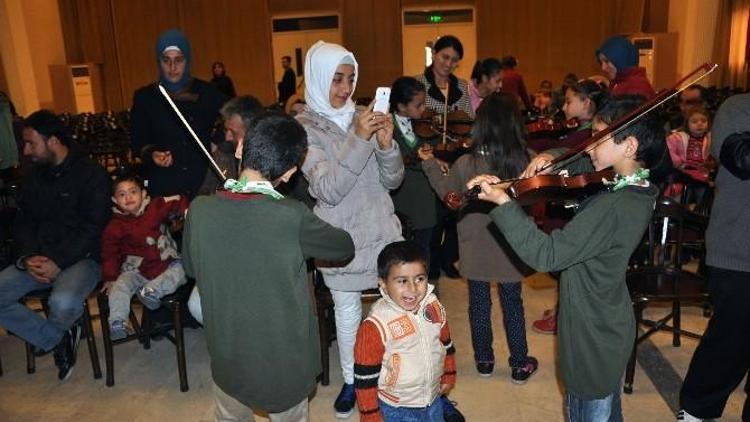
[333,383,355,419]
[476,362,494,377]
[439,395,466,422]
[532,309,557,334]
[676,409,703,421]
[109,320,129,340]
[137,286,162,310]
[511,356,538,385]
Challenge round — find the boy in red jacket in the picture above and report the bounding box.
[101,174,189,339]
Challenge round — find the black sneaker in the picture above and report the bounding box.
[440,395,466,422]
[53,324,81,382]
[511,356,538,385]
[476,362,494,377]
[442,264,461,279]
[333,383,356,419]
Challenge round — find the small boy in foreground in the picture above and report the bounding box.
[354,241,457,421]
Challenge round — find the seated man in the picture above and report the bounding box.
[0,110,110,381]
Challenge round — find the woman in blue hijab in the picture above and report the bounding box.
[130,29,227,198]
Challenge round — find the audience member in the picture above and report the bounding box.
[210,61,237,98]
[0,110,110,381]
[131,29,226,199]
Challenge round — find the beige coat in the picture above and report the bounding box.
[298,108,404,291]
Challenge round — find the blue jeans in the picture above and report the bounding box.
[565,387,623,422]
[379,398,444,422]
[0,259,100,351]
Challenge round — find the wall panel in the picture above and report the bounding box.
[341,0,403,96]
[402,0,475,7]
[0,52,7,95]
[179,0,275,103]
[476,0,643,90]
[269,0,338,16]
[111,0,180,108]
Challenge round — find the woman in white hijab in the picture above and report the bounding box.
[297,41,405,418]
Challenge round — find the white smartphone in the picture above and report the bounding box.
[373,87,391,113]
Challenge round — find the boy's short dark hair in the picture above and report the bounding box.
[112,172,145,193]
[377,241,428,279]
[24,109,71,146]
[241,111,308,180]
[594,95,666,169]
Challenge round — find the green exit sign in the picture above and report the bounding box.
[428,15,443,23]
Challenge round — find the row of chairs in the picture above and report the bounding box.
[0,196,712,395]
[0,281,194,392]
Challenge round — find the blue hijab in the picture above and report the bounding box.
[156,29,192,92]
[596,36,638,73]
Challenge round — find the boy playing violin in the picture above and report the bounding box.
[467,95,665,421]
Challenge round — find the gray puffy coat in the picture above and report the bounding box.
[298,108,404,291]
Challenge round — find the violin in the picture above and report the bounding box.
[413,109,473,141]
[413,109,473,163]
[526,117,579,138]
[444,170,617,209]
[442,62,719,210]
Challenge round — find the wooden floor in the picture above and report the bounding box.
[0,273,745,421]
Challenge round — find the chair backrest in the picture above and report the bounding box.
[641,198,707,270]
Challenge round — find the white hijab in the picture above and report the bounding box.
[304,41,358,132]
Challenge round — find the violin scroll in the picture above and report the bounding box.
[443,186,481,210]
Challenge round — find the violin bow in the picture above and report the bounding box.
[442,83,449,145]
[454,63,719,207]
[157,84,228,182]
[540,62,719,174]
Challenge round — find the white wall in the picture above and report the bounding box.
[0,0,66,115]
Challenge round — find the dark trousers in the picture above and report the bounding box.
[680,266,750,420]
[429,208,459,278]
[413,227,439,297]
[468,279,529,368]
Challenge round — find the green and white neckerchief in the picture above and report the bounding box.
[223,178,285,200]
[394,114,419,149]
[607,168,650,191]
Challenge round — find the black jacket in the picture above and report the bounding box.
[278,68,296,104]
[131,79,226,198]
[720,131,750,180]
[210,75,236,98]
[13,146,111,268]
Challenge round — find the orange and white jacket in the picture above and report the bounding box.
[353,285,456,422]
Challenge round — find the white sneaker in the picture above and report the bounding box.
[676,409,703,422]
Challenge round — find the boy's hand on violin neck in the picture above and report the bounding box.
[522,153,555,178]
[467,174,511,205]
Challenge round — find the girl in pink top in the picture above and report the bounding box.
[665,107,714,206]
